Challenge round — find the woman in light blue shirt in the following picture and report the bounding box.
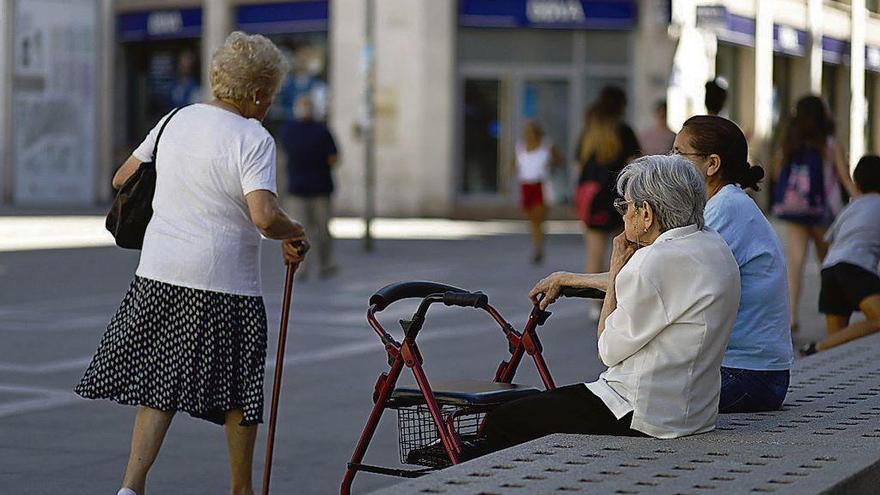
[672,115,793,413]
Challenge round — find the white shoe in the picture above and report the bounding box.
[117,489,137,495]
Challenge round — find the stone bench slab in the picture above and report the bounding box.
[371,333,880,495]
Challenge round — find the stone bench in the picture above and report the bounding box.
[371,333,880,495]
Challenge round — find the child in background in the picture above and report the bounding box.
[802,155,880,354]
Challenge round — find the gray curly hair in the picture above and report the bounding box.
[210,31,287,103]
[616,155,706,231]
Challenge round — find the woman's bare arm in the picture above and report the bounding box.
[245,190,304,240]
[111,155,143,189]
[528,271,610,310]
[833,143,857,197]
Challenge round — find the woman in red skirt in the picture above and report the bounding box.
[513,121,562,264]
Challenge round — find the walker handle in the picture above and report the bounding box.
[560,287,606,299]
[369,281,469,311]
[443,290,488,309]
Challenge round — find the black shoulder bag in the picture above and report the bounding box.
[105,106,184,249]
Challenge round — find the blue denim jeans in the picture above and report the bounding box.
[719,367,790,413]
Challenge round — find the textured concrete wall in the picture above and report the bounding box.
[331,0,454,217]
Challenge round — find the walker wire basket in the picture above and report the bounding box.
[396,404,487,468]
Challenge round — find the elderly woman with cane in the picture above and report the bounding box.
[480,155,740,448]
[76,32,307,495]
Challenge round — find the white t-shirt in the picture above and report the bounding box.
[132,104,277,296]
[515,140,552,183]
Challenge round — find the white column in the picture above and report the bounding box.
[330,0,367,216]
[753,0,774,160]
[331,0,455,216]
[807,0,823,94]
[667,0,716,129]
[202,0,233,93]
[851,0,867,172]
[0,0,11,204]
[96,0,114,203]
[633,0,677,132]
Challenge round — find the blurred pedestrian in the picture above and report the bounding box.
[674,115,792,413]
[574,86,640,319]
[76,32,308,495]
[772,95,857,332]
[802,155,880,354]
[280,95,339,279]
[169,49,201,108]
[705,78,728,116]
[639,100,675,156]
[512,120,562,264]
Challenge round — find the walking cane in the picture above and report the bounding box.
[261,260,298,495]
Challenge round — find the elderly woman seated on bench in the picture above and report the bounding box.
[482,155,741,450]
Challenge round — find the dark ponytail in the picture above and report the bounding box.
[681,115,764,191]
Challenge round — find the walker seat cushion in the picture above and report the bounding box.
[389,379,542,407]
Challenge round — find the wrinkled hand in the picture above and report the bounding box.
[282,235,310,266]
[609,233,638,274]
[529,272,573,311]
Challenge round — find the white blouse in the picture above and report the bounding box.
[515,139,552,183]
[586,225,741,438]
[132,104,278,296]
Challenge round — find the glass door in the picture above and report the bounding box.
[521,79,571,204]
[461,78,506,195]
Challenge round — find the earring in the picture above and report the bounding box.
[255,100,261,105]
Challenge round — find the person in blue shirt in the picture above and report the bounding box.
[169,49,201,109]
[672,115,793,413]
[279,96,339,279]
[801,155,880,355]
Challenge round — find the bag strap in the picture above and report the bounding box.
[150,106,186,162]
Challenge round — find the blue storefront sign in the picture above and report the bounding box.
[237,1,329,34]
[118,8,203,42]
[774,24,807,57]
[822,36,850,65]
[459,0,637,30]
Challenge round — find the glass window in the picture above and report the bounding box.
[772,55,794,145]
[715,43,739,122]
[867,73,876,153]
[583,31,632,65]
[523,79,572,203]
[462,79,503,194]
[459,29,573,64]
[582,77,630,130]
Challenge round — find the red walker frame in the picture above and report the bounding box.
[340,281,602,494]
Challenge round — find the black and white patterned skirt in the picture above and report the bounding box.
[75,276,268,426]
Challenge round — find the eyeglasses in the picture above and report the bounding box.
[612,197,636,216]
[668,149,709,158]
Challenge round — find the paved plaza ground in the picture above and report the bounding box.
[0,218,827,494]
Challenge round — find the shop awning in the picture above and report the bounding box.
[696,5,807,56]
[236,1,329,35]
[118,8,202,42]
[695,4,880,71]
[458,0,639,30]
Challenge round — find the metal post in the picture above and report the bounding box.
[851,0,867,173]
[97,0,114,204]
[363,0,375,252]
[0,0,12,205]
[807,0,824,95]
[202,0,232,93]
